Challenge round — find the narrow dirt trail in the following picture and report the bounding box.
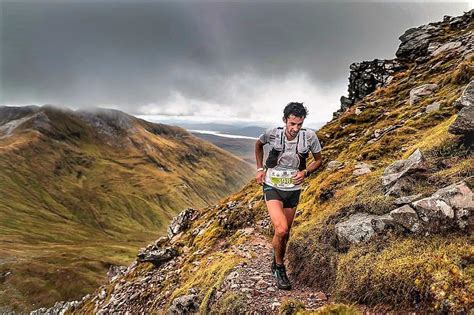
[213,232,329,313]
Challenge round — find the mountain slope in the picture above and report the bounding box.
[0,105,253,312]
[38,10,474,314]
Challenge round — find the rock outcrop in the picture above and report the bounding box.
[449,80,474,143]
[167,208,199,239]
[335,181,472,246]
[381,149,427,197]
[396,11,473,61]
[137,247,179,267]
[335,10,474,117]
[335,213,395,247]
[336,59,407,115]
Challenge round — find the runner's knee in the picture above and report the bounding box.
[274,225,289,238]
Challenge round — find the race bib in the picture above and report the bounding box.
[269,169,297,188]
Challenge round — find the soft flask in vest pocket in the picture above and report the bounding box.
[265,147,281,168]
[265,127,285,169]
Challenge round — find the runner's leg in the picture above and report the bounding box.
[281,207,296,260]
[266,199,288,265]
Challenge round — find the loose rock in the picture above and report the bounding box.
[409,84,438,105]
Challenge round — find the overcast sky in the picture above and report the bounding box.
[0,1,470,126]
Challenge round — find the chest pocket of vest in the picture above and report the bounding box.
[265,129,310,170]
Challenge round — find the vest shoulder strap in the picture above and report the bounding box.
[273,127,310,154]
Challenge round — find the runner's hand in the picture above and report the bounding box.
[293,171,305,185]
[256,170,265,185]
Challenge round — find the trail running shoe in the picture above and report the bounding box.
[273,263,292,290]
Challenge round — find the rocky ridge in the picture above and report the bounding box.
[334,10,474,117]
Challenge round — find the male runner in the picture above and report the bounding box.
[255,102,322,290]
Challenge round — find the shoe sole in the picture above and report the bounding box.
[273,271,292,290]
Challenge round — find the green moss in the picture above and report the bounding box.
[192,221,226,249]
[279,298,306,315]
[164,252,242,313]
[212,292,247,315]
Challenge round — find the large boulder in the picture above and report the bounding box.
[432,181,474,209]
[411,198,454,233]
[390,205,422,233]
[452,80,474,110]
[396,24,441,61]
[411,181,473,232]
[335,213,394,246]
[387,177,418,198]
[448,81,474,143]
[449,106,474,142]
[431,181,473,230]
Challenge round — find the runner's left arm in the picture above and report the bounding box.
[305,151,322,176]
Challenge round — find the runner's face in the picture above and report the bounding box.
[284,115,304,138]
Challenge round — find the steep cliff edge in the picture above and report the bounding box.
[41,10,473,314]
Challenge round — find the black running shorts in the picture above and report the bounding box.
[262,183,301,208]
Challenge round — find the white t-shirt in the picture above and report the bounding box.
[258,127,321,191]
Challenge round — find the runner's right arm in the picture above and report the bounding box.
[255,139,266,185]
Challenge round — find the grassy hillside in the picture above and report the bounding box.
[36,10,474,314]
[0,105,253,312]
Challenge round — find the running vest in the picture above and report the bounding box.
[265,127,310,171]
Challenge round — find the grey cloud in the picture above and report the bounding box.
[0,1,469,122]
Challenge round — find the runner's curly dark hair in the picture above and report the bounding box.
[283,102,308,120]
